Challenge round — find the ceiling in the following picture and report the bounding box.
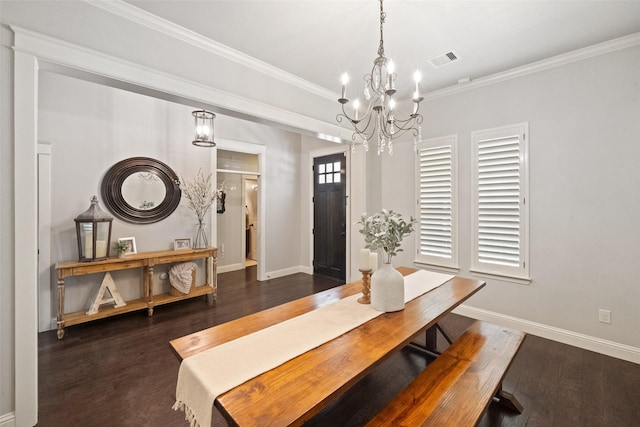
[124,0,640,102]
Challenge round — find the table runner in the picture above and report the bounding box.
[174,269,454,427]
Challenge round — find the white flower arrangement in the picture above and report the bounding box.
[357,209,416,264]
[179,169,219,223]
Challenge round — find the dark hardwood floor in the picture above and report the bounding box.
[38,267,640,426]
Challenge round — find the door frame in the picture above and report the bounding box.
[215,138,266,281]
[37,142,54,332]
[308,146,351,281]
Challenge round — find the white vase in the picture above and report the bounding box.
[370,262,405,312]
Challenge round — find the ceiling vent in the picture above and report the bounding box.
[428,50,460,68]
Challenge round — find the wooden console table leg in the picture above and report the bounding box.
[206,253,217,305]
[146,265,154,316]
[56,276,66,339]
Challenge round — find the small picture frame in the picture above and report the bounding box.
[174,238,191,250]
[117,237,137,255]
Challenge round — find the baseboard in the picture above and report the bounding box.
[265,266,311,280]
[133,263,311,280]
[216,263,245,274]
[0,412,15,427]
[454,305,640,365]
[299,265,313,275]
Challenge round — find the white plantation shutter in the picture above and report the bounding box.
[472,124,529,279]
[416,136,457,268]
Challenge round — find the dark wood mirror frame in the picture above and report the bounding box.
[101,157,181,224]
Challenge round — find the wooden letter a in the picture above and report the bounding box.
[86,272,127,315]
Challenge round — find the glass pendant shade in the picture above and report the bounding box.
[192,110,216,147]
[74,196,113,262]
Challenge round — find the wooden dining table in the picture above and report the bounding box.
[170,267,485,426]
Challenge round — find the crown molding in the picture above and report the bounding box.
[84,0,338,102]
[10,25,345,141]
[424,31,640,101]
[73,1,640,106]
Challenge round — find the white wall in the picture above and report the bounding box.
[38,72,214,312]
[385,44,640,349]
[38,71,317,312]
[262,135,304,275]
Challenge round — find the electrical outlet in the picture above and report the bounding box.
[598,309,611,324]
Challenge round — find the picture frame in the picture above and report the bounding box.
[217,191,226,214]
[174,238,191,250]
[117,237,137,255]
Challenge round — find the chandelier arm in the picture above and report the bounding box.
[391,115,422,129]
[353,113,377,141]
[338,103,377,143]
[377,114,423,139]
[360,95,382,121]
[392,121,421,137]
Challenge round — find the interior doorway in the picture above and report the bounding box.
[215,145,263,275]
[243,177,258,266]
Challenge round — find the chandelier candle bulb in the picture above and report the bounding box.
[354,99,360,121]
[341,73,349,100]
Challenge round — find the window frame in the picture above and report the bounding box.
[414,135,459,271]
[471,123,530,283]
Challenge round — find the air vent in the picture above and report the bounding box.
[428,50,460,68]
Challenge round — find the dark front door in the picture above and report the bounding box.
[313,153,346,281]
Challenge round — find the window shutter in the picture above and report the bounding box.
[472,123,529,279]
[416,137,457,268]
[477,136,521,267]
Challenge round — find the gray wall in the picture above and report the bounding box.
[38,71,315,313]
[387,44,640,349]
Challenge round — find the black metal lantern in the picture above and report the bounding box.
[192,109,216,147]
[74,196,113,262]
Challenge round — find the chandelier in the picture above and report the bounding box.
[337,0,423,155]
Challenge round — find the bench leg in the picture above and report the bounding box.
[494,384,523,414]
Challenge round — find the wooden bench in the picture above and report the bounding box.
[366,320,526,427]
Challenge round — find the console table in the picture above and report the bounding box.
[55,247,217,339]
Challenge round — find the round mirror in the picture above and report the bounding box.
[101,157,181,224]
[121,172,167,211]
